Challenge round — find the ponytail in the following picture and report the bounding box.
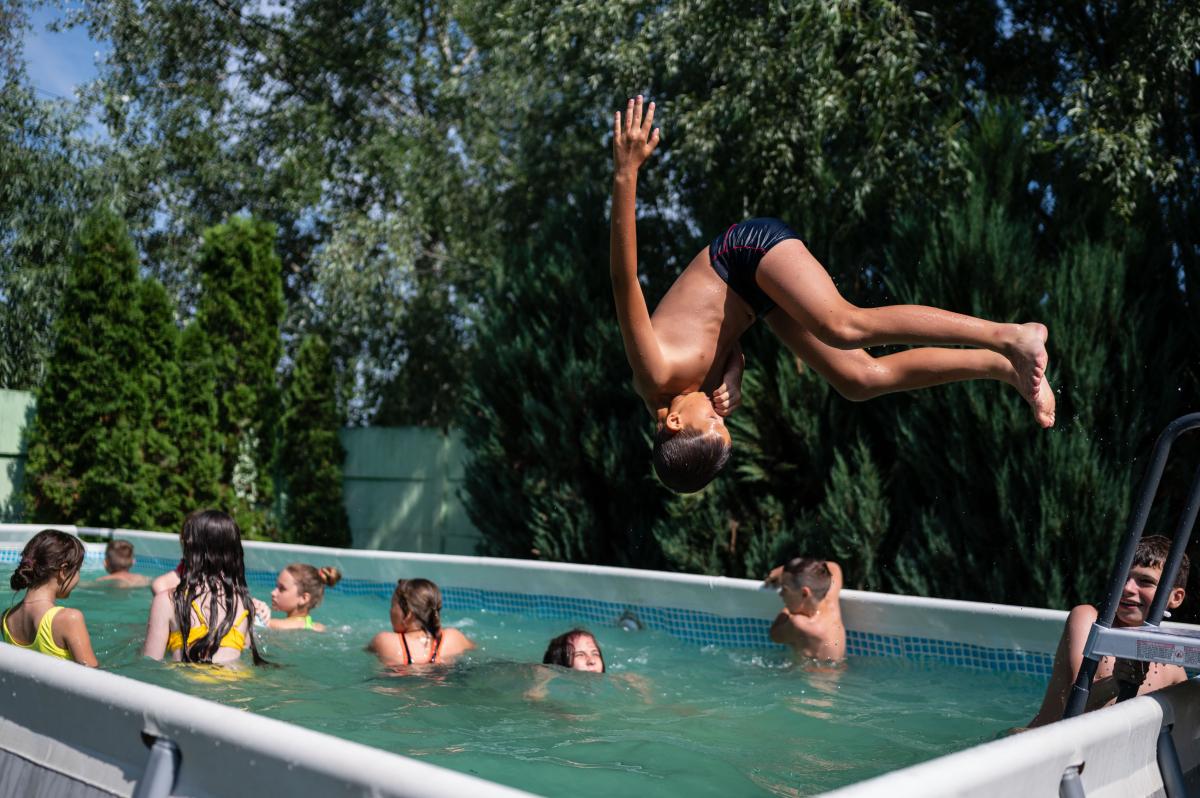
[10,530,84,591]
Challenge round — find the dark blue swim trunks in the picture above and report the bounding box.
[708,218,802,318]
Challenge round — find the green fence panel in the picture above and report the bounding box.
[0,390,480,552]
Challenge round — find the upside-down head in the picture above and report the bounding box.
[653,391,732,493]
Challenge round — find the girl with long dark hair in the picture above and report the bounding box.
[143,510,267,666]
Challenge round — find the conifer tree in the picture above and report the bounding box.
[174,322,222,511]
[279,333,351,547]
[459,195,666,567]
[24,207,154,527]
[136,277,184,528]
[194,216,285,537]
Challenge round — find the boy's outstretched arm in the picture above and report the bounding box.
[610,95,666,406]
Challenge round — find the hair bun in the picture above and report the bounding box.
[319,566,342,587]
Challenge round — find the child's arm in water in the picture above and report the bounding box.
[609,95,666,410]
[143,589,173,660]
[55,608,98,667]
[710,342,744,417]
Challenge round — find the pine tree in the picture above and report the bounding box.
[279,333,351,547]
[194,216,285,537]
[459,194,667,567]
[24,207,154,527]
[136,277,184,529]
[174,322,222,511]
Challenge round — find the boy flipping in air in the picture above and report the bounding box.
[1027,535,1189,728]
[764,558,845,663]
[609,96,1056,493]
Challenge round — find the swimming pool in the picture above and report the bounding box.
[2,524,1198,797]
[2,560,1044,797]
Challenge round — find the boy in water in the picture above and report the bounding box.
[1027,535,1189,728]
[96,539,150,588]
[609,96,1056,493]
[764,558,845,662]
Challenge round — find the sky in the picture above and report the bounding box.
[21,4,105,133]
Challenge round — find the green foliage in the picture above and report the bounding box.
[279,334,351,548]
[174,322,222,510]
[460,196,664,567]
[135,277,185,528]
[0,4,110,389]
[194,216,285,537]
[24,208,155,527]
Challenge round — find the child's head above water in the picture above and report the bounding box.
[1119,535,1190,626]
[391,578,443,637]
[104,539,135,574]
[272,563,342,615]
[653,391,732,494]
[769,557,832,615]
[543,628,605,673]
[11,529,84,595]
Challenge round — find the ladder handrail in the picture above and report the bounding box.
[1064,411,1200,719]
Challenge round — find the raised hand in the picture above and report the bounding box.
[613,95,660,173]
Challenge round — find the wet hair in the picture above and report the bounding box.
[542,628,605,672]
[393,579,442,639]
[175,510,268,666]
[10,530,84,591]
[105,539,135,572]
[770,557,833,601]
[1134,535,1190,591]
[652,427,731,494]
[285,563,342,611]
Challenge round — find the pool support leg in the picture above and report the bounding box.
[1157,725,1186,798]
[132,737,181,798]
[1059,764,1086,798]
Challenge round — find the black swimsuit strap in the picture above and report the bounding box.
[399,631,412,665]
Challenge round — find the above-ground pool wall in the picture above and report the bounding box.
[0,643,533,798]
[2,523,1086,675]
[823,680,1200,798]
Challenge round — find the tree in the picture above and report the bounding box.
[0,2,110,388]
[460,195,665,567]
[23,207,155,527]
[135,277,185,529]
[279,333,351,547]
[173,322,222,513]
[194,216,285,537]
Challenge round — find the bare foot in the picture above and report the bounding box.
[1028,376,1056,429]
[1008,322,1049,397]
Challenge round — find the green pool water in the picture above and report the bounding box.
[4,565,1047,797]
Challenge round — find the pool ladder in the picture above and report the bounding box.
[1063,412,1200,719]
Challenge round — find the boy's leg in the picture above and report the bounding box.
[755,240,1049,401]
[766,314,1055,427]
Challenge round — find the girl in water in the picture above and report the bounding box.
[367,578,473,668]
[543,628,605,672]
[253,563,342,631]
[143,510,268,667]
[3,529,97,667]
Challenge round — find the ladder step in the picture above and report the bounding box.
[1088,624,1200,667]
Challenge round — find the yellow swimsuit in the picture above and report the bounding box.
[2,605,70,660]
[167,600,250,653]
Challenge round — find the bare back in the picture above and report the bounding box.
[641,248,755,408]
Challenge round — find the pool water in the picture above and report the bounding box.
[4,565,1047,797]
